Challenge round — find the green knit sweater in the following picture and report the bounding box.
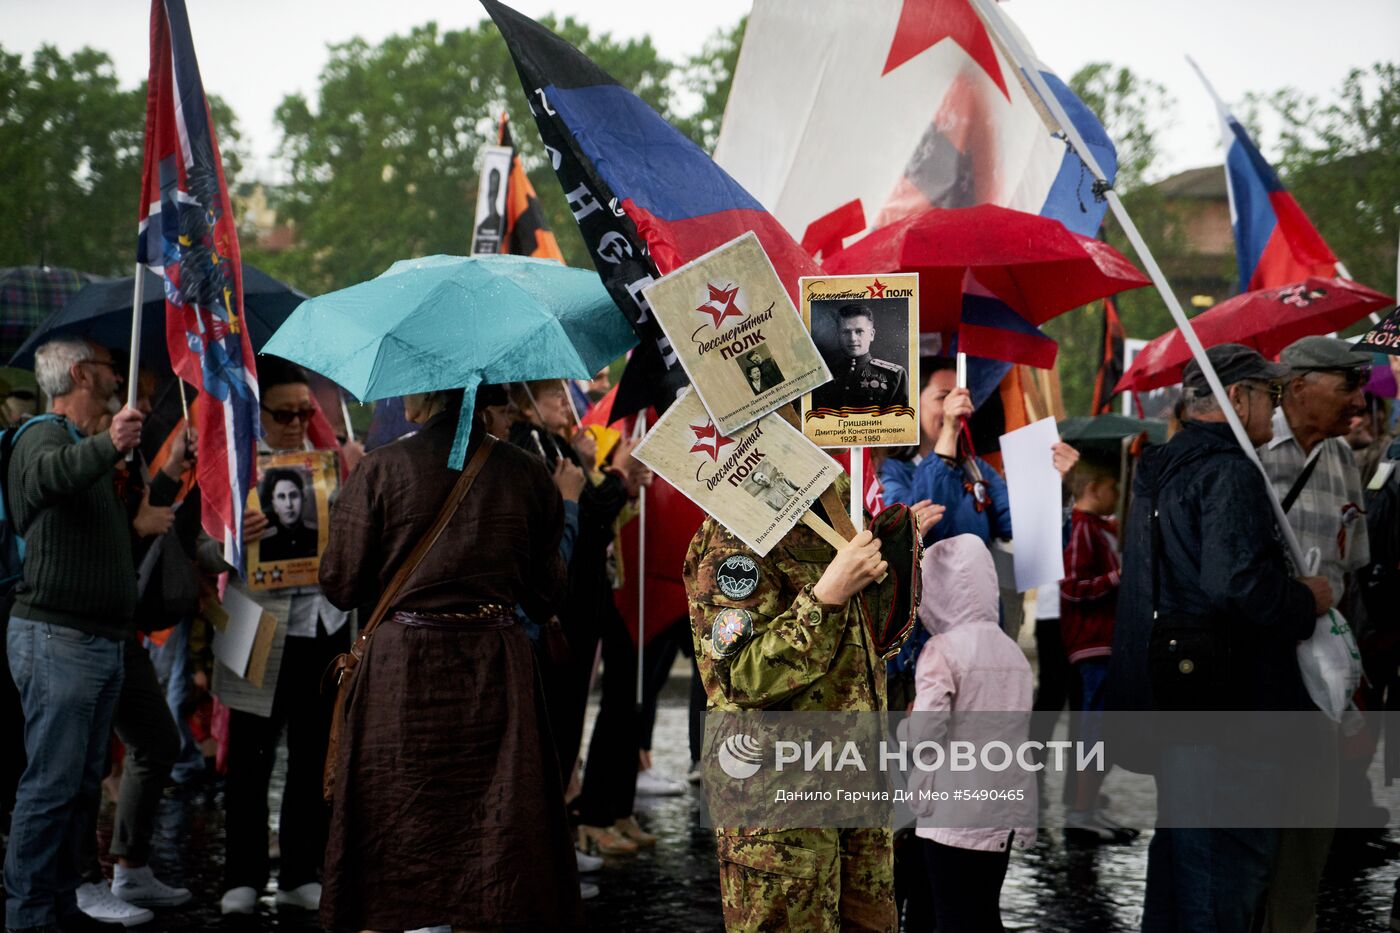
[8,417,137,639]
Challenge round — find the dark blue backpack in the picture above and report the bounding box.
[0,413,81,594]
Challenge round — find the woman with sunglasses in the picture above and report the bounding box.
[195,356,350,918]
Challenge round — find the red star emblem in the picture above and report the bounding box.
[882,0,1009,100]
[689,421,735,461]
[866,278,887,299]
[696,283,744,328]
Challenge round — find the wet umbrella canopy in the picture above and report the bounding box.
[261,254,638,468]
[8,264,308,369]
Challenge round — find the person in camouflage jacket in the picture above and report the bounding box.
[685,482,939,932]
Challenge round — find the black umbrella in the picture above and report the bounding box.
[8,263,308,369]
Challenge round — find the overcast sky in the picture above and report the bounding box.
[4,0,1396,184]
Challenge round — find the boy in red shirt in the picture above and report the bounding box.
[1060,457,1138,843]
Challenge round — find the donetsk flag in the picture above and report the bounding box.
[482,0,819,418]
[1190,59,1337,292]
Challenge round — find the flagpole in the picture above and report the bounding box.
[847,447,862,532]
[1186,55,1380,326]
[634,411,647,707]
[124,264,145,461]
[339,393,356,444]
[976,0,1307,567]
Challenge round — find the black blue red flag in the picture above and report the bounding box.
[481,0,820,419]
[137,0,259,575]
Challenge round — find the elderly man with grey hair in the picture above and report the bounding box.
[1252,335,1371,933]
[4,337,145,933]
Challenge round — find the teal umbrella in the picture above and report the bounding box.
[261,254,638,467]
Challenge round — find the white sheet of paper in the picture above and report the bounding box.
[212,585,263,678]
[1000,417,1065,592]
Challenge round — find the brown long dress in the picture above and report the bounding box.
[318,412,582,931]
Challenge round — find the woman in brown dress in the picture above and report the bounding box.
[318,388,582,931]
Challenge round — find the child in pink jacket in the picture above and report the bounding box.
[906,533,1035,933]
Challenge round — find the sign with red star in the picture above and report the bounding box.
[696,282,744,328]
[689,421,736,461]
[866,278,888,299]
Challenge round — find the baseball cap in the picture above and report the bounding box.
[1279,335,1372,373]
[1181,343,1289,394]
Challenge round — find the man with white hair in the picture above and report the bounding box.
[4,337,144,933]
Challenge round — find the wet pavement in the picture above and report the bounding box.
[14,670,1400,931]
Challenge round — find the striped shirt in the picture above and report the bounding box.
[1258,406,1369,605]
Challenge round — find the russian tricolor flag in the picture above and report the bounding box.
[1190,58,1338,292]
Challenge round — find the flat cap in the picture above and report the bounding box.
[1182,343,1290,393]
[1280,335,1372,372]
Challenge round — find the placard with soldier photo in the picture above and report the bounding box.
[642,232,830,435]
[633,388,839,556]
[800,273,919,448]
[247,449,338,590]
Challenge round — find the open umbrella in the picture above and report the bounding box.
[1116,277,1395,394]
[0,266,101,362]
[1060,412,1167,449]
[261,254,638,467]
[822,204,1149,331]
[8,263,307,369]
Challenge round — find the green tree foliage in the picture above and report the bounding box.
[255,18,674,292]
[1042,63,1183,416]
[0,44,241,275]
[1252,63,1399,302]
[672,17,746,154]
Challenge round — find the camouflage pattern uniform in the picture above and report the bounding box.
[684,480,895,933]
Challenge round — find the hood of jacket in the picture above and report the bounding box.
[919,533,999,636]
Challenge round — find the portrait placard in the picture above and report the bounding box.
[247,449,337,591]
[469,145,512,255]
[643,232,831,435]
[633,389,839,556]
[800,273,920,448]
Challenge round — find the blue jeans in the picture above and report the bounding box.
[1142,745,1282,932]
[148,619,204,784]
[4,618,124,929]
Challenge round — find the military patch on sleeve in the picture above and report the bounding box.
[710,607,754,659]
[716,554,760,600]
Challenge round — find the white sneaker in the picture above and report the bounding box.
[634,767,686,796]
[112,864,192,907]
[576,848,604,872]
[1063,809,1127,844]
[580,881,600,900]
[405,927,451,933]
[1095,809,1142,840]
[77,881,155,927]
[219,886,258,915]
[686,762,703,785]
[274,881,321,911]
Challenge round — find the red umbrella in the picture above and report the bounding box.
[822,204,1149,331]
[1116,277,1395,394]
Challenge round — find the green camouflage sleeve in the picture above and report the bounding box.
[685,524,847,710]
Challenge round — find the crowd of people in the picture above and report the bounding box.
[0,329,1397,933]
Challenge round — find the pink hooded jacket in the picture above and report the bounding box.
[903,534,1036,851]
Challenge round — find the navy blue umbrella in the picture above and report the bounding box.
[8,264,308,369]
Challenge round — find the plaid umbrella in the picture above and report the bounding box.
[0,266,99,362]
